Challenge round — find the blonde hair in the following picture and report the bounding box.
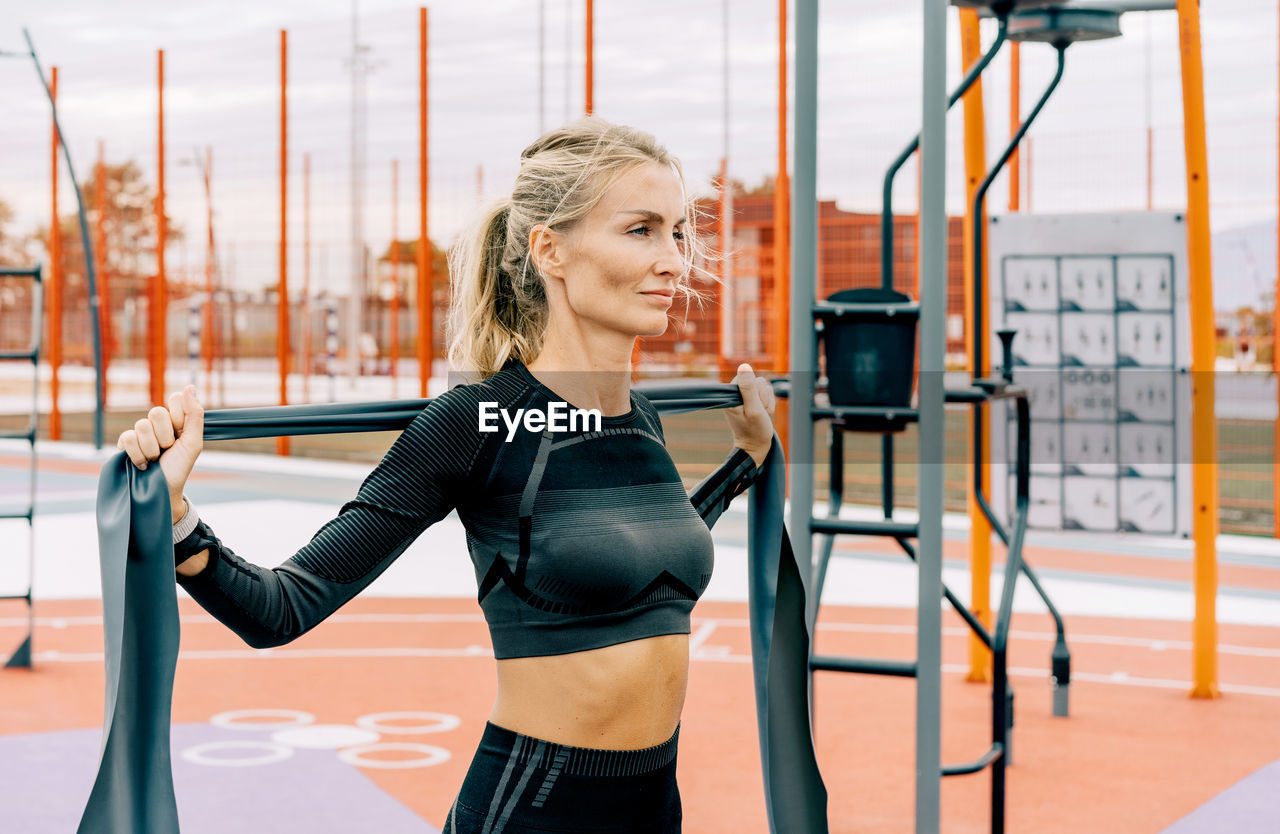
[446,117,716,380]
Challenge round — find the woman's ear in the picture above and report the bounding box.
[529,224,568,281]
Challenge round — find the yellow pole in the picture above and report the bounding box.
[959,8,992,683]
[1176,0,1219,699]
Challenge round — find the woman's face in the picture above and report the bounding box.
[549,162,688,340]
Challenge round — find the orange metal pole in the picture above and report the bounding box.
[585,0,594,115]
[391,158,400,391]
[95,139,110,408]
[203,146,214,401]
[716,156,727,370]
[772,0,789,375]
[303,152,312,402]
[155,50,167,409]
[49,66,62,441]
[1008,41,1020,212]
[1176,0,1219,699]
[959,9,993,683]
[277,30,290,457]
[418,6,432,397]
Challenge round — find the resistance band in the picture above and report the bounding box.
[78,383,827,833]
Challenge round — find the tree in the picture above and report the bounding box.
[30,159,182,362]
[35,159,183,303]
[0,199,37,267]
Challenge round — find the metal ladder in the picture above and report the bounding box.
[0,265,43,669]
[798,299,1067,834]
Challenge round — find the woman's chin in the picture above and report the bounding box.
[640,315,670,338]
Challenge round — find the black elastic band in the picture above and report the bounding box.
[79,382,827,833]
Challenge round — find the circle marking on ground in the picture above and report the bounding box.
[182,741,295,767]
[337,743,452,769]
[356,711,461,735]
[210,708,315,731]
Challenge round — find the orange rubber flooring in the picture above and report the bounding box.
[3,595,1278,832]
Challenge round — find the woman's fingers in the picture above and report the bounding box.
[166,390,186,436]
[117,431,147,469]
[134,416,161,461]
[756,376,775,414]
[117,390,199,471]
[735,364,765,414]
[150,405,177,449]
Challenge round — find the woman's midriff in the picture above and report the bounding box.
[489,633,689,750]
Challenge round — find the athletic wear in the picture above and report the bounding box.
[176,357,761,657]
[443,721,681,833]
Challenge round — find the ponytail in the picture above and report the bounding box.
[446,199,548,380]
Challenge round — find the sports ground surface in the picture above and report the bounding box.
[0,370,1277,831]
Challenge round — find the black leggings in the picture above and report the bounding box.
[443,722,682,833]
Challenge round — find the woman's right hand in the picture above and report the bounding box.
[116,385,205,512]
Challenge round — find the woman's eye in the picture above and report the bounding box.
[673,229,686,242]
[628,225,652,236]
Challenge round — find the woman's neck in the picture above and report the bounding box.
[526,333,634,416]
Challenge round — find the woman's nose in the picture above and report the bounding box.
[655,234,683,276]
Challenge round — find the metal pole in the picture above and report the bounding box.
[303,152,311,403]
[720,0,734,374]
[789,0,816,819]
[1175,0,1220,699]
[958,7,993,684]
[96,140,110,409]
[350,0,365,388]
[23,29,105,448]
[418,5,432,397]
[564,0,571,122]
[773,0,789,374]
[539,0,546,133]
[391,158,400,394]
[278,29,290,457]
[881,20,1006,292]
[203,147,214,401]
[1008,42,1020,211]
[156,49,168,409]
[49,66,62,441]
[783,0,814,818]
[917,0,947,829]
[585,0,593,115]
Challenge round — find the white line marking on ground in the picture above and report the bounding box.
[688,621,718,656]
[32,645,1279,697]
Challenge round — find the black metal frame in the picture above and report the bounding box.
[799,33,1076,834]
[0,265,44,669]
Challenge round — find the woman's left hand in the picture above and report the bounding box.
[725,363,777,468]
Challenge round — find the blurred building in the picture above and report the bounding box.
[640,190,969,372]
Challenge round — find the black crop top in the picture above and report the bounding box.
[176,358,762,658]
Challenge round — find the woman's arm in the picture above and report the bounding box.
[175,386,484,649]
[689,445,766,530]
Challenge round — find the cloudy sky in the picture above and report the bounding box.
[1,0,1274,309]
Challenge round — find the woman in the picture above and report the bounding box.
[115,118,777,833]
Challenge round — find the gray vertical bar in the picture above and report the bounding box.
[789,0,816,658]
[917,0,946,831]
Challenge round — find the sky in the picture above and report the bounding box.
[0,0,1275,310]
